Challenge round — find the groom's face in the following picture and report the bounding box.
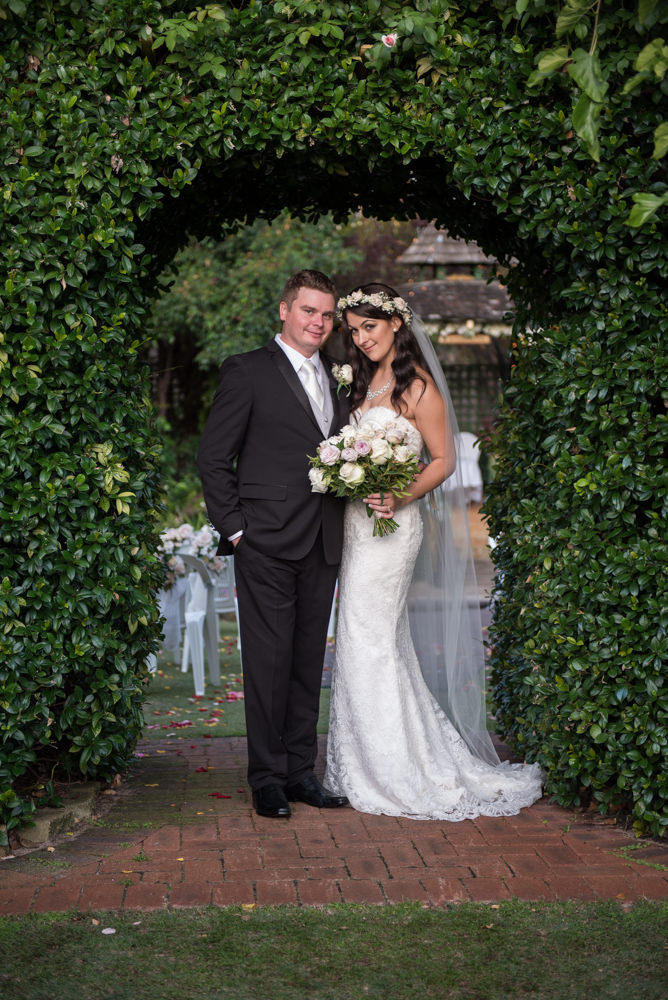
[279,287,335,357]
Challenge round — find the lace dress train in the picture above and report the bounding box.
[324,408,543,821]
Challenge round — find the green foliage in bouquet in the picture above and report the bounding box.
[0,0,665,838]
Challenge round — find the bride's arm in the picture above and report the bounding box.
[400,378,454,504]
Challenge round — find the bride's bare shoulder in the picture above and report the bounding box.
[402,368,439,417]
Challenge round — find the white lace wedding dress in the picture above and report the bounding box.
[325,406,543,820]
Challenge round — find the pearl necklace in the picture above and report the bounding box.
[366,375,393,401]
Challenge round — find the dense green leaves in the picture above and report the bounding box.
[0,0,666,837]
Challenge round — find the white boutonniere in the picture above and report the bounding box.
[331,363,353,397]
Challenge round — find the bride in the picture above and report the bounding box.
[324,284,543,820]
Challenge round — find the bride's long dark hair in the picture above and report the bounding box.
[339,283,427,413]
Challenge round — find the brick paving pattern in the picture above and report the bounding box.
[1,735,666,914]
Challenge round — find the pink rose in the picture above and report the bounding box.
[354,439,371,455]
[381,33,398,48]
[341,448,358,462]
[318,444,341,466]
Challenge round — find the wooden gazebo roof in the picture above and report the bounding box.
[397,223,496,269]
[396,278,512,323]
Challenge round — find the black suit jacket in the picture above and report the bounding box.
[197,340,349,565]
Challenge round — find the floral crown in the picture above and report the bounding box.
[336,290,412,327]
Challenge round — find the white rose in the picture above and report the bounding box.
[195,526,213,547]
[393,445,413,463]
[340,425,357,447]
[384,423,404,445]
[370,439,393,465]
[332,363,353,385]
[339,462,365,486]
[318,443,340,466]
[309,468,330,493]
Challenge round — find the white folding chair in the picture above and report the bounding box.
[446,431,483,504]
[179,555,221,695]
[212,556,242,650]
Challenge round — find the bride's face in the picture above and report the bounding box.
[346,312,399,366]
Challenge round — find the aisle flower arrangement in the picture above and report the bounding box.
[157,522,227,589]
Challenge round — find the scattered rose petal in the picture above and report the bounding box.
[208,792,231,799]
[194,767,208,773]
[144,784,159,787]
[102,927,116,935]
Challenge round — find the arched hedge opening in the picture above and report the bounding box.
[1,0,665,840]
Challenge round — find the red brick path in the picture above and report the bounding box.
[1,736,666,914]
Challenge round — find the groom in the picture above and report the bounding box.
[197,270,349,818]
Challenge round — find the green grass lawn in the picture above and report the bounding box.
[0,901,666,1000]
[144,621,330,739]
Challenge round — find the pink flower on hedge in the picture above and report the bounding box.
[382,33,398,48]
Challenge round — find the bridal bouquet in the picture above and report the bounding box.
[308,420,420,536]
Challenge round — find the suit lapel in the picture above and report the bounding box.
[267,340,322,433]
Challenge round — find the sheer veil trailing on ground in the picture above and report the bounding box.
[407,313,500,766]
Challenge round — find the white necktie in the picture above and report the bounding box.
[300,358,324,410]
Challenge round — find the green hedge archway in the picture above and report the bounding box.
[1,1,666,839]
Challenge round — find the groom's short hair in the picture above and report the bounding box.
[281,270,336,308]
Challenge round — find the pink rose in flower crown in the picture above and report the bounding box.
[382,33,398,48]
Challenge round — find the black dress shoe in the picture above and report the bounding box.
[285,775,349,809]
[252,784,291,818]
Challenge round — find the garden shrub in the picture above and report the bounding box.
[0,0,665,838]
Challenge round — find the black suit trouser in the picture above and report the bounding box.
[233,531,338,789]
